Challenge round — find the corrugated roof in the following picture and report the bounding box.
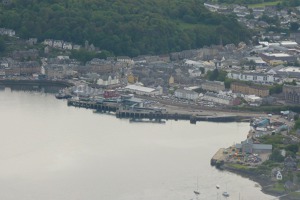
[253,144,272,150]
[125,85,156,93]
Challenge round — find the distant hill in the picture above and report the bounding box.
[0,0,251,56]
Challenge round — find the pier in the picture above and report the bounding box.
[67,99,251,124]
[67,99,118,112]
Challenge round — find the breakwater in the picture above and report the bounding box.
[67,99,251,124]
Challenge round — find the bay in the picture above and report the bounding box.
[0,88,274,200]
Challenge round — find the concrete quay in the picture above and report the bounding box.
[67,99,252,124]
[210,148,226,166]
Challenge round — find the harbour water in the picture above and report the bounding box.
[0,87,274,200]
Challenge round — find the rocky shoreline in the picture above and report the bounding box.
[221,164,299,200]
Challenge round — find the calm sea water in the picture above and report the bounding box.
[0,87,274,200]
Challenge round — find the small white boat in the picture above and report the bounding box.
[216,185,220,189]
[222,191,229,197]
[193,177,200,196]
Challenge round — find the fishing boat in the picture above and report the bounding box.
[55,92,72,99]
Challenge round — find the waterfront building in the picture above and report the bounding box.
[202,92,238,106]
[235,138,272,154]
[231,82,269,97]
[174,89,198,101]
[201,80,225,92]
[125,84,162,96]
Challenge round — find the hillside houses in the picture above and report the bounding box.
[0,28,15,37]
[260,53,297,63]
[43,39,81,50]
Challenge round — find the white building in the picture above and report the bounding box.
[244,95,262,106]
[227,71,281,84]
[277,66,300,79]
[73,44,81,50]
[43,39,53,47]
[63,42,73,50]
[174,89,198,101]
[0,28,15,37]
[125,84,162,96]
[117,56,134,65]
[53,40,63,48]
[97,76,119,86]
[246,56,268,67]
[202,92,234,105]
[276,171,283,180]
[188,69,202,77]
[280,41,298,48]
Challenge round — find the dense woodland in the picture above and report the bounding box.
[216,0,300,7]
[0,0,251,56]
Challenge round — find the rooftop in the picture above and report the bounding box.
[125,84,156,93]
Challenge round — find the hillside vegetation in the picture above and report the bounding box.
[0,0,251,56]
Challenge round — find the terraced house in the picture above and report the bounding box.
[231,82,269,97]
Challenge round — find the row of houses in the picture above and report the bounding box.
[231,82,270,97]
[0,28,15,37]
[227,71,281,84]
[43,39,81,50]
[201,92,239,106]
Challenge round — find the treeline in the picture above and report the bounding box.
[0,0,250,56]
[216,0,300,7]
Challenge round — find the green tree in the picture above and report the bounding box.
[269,84,283,95]
[285,144,299,154]
[0,37,5,52]
[269,149,284,162]
[290,22,300,32]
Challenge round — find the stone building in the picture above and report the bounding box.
[201,81,225,92]
[231,82,269,97]
[283,85,300,104]
[174,89,198,101]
